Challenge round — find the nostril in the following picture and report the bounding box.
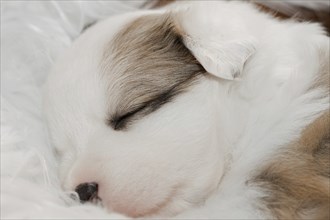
[75,182,98,202]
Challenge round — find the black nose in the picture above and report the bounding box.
[75,182,98,202]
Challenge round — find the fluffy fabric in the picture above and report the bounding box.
[1,1,144,218]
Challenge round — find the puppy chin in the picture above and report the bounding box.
[100,183,179,217]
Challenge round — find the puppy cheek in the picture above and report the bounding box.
[99,175,177,217]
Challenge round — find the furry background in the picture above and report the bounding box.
[1,1,144,218]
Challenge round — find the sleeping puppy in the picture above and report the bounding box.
[44,1,329,219]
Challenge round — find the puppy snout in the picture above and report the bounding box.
[75,182,99,202]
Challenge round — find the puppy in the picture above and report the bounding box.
[44,1,329,219]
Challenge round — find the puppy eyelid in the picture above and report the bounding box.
[108,104,147,131]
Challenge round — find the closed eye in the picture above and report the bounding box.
[108,104,147,131]
[107,85,185,131]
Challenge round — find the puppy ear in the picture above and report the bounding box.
[183,37,256,80]
[172,9,257,80]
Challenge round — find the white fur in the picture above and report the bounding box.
[175,2,258,80]
[44,1,329,218]
[2,1,329,219]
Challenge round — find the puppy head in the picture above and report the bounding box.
[44,4,255,218]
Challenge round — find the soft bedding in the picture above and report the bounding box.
[1,1,144,218]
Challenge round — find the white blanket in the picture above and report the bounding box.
[1,1,144,218]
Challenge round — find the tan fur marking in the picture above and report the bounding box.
[255,114,330,219]
[253,47,329,219]
[254,111,330,219]
[100,14,205,130]
[252,36,330,220]
[253,1,330,34]
[150,0,175,8]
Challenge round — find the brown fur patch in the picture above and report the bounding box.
[149,0,175,8]
[253,112,330,219]
[252,42,330,219]
[253,1,330,34]
[101,14,205,130]
[149,1,330,34]
[253,2,291,20]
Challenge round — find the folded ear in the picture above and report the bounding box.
[183,37,256,80]
[172,8,257,80]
